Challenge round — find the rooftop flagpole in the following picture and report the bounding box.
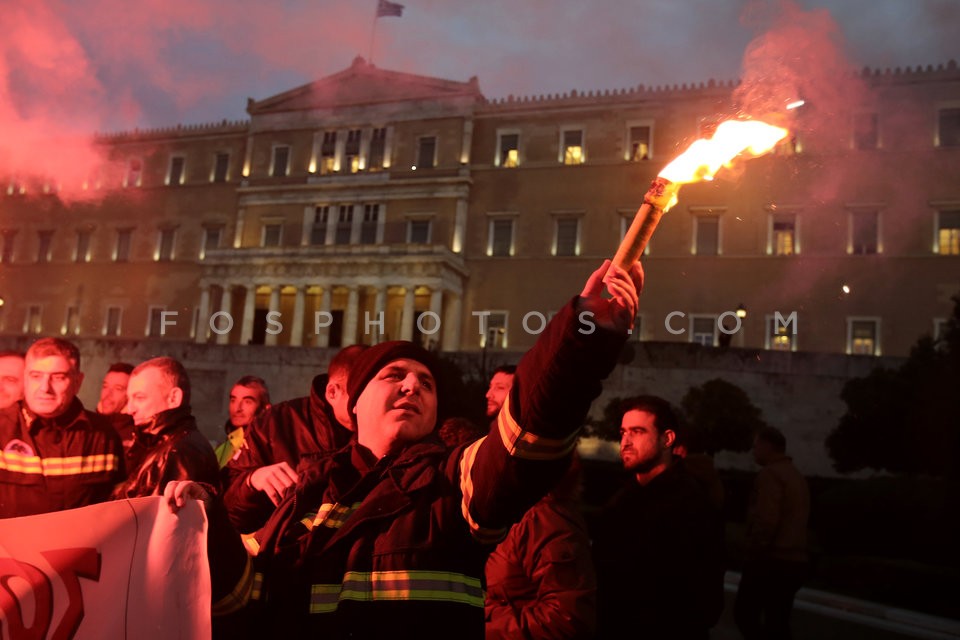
[368,0,404,65]
[368,0,379,64]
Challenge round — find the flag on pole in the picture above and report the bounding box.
[377,0,404,18]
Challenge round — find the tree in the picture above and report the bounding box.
[826,293,960,475]
[681,378,768,455]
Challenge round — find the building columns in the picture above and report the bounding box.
[240,284,256,345]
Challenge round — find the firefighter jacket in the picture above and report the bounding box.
[112,405,220,499]
[484,493,597,639]
[207,297,626,638]
[223,373,354,533]
[0,398,124,518]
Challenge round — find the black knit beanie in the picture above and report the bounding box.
[346,341,442,427]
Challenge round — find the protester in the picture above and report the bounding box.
[484,364,516,426]
[111,356,219,499]
[222,344,368,532]
[734,426,811,640]
[0,338,124,518]
[215,375,271,468]
[591,395,725,639]
[96,361,136,451]
[166,259,642,638]
[0,350,25,412]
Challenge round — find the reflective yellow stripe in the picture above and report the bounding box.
[301,502,361,531]
[0,451,119,476]
[251,572,264,601]
[458,437,507,544]
[212,555,254,616]
[241,532,260,556]
[496,394,578,460]
[310,570,484,614]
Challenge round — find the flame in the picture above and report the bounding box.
[659,120,789,185]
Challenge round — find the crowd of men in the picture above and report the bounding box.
[0,259,810,639]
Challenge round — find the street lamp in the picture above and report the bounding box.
[736,303,747,319]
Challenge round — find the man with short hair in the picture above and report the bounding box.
[96,361,136,451]
[591,394,725,639]
[0,350,25,412]
[0,338,124,518]
[167,260,642,636]
[111,356,219,499]
[214,375,271,468]
[734,426,810,640]
[485,364,516,424]
[222,344,368,532]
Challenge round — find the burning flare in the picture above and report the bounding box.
[611,119,789,270]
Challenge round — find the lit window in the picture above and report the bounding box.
[75,229,92,263]
[271,146,290,177]
[368,128,386,171]
[115,228,132,262]
[562,129,584,165]
[63,305,80,336]
[691,316,717,346]
[360,204,380,244]
[628,125,652,161]
[157,228,176,261]
[553,218,580,257]
[408,219,431,244]
[849,210,879,254]
[482,312,509,349]
[1,230,17,264]
[416,136,436,169]
[312,206,330,245]
[105,306,122,337]
[212,152,230,183]
[25,305,42,334]
[37,230,54,263]
[147,307,166,337]
[497,132,519,168]
[937,107,960,147]
[853,113,878,150]
[262,223,283,247]
[766,315,797,351]
[694,217,719,256]
[200,226,222,259]
[848,318,880,356]
[320,132,337,174]
[488,219,514,257]
[936,210,960,255]
[345,130,361,173]
[335,206,353,245]
[125,158,142,187]
[167,156,185,186]
[770,213,797,255]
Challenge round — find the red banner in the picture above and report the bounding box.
[0,496,210,639]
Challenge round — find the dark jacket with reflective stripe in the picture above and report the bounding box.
[222,373,354,533]
[111,405,220,499]
[213,298,625,638]
[0,398,125,518]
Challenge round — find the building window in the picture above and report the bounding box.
[320,132,337,174]
[488,218,515,257]
[694,216,719,256]
[63,305,80,336]
[345,130,361,173]
[360,204,380,244]
[312,206,330,245]
[262,223,283,247]
[848,317,880,355]
[200,225,222,259]
[37,230,54,263]
[24,305,42,334]
[561,129,584,165]
[125,158,142,188]
[212,152,230,183]
[115,228,132,262]
[1,230,17,263]
[167,156,185,186]
[853,113,879,150]
[415,136,436,169]
[691,315,717,346]
[497,132,519,168]
[408,219,431,244]
[766,315,796,351]
[75,229,92,263]
[936,210,960,255]
[553,217,580,257]
[157,228,176,261]
[769,213,797,255]
[368,127,386,170]
[849,210,879,254]
[335,206,353,245]
[933,318,949,344]
[104,306,122,336]
[627,124,652,161]
[937,107,960,147]
[271,145,290,177]
[147,307,166,337]
[482,311,509,349]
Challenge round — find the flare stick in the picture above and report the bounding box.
[611,177,679,270]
